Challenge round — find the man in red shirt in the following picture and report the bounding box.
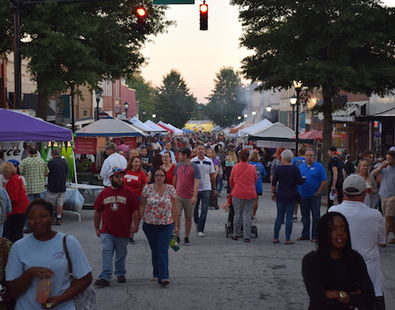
[93,168,140,288]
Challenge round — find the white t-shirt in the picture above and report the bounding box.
[191,156,215,191]
[6,232,92,310]
[100,152,127,186]
[329,200,385,296]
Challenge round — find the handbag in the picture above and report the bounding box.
[62,235,96,310]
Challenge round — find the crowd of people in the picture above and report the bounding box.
[0,134,394,309]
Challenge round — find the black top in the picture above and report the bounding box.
[47,157,69,193]
[328,157,344,185]
[271,165,303,203]
[302,250,375,310]
[343,161,356,176]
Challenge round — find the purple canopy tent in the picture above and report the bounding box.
[0,109,72,141]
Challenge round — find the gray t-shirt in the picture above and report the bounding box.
[379,166,395,198]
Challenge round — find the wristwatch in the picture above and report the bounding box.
[338,291,348,302]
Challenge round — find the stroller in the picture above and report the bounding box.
[225,203,258,238]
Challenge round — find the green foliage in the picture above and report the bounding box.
[0,0,12,54]
[206,67,246,127]
[0,0,171,115]
[156,70,197,128]
[127,74,159,121]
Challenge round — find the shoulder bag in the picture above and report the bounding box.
[63,235,96,310]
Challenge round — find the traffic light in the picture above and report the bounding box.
[135,6,148,33]
[199,2,208,31]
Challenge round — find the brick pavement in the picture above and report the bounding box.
[56,191,395,310]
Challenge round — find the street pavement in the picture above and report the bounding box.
[55,190,395,310]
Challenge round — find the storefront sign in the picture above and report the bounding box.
[75,137,97,154]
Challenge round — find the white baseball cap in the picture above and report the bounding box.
[343,174,367,196]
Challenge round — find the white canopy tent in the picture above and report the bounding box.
[129,116,156,133]
[250,122,295,138]
[144,120,167,132]
[239,119,273,136]
[75,118,148,137]
[165,123,184,135]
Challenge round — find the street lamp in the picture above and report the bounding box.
[243,114,248,118]
[124,102,129,118]
[290,95,297,130]
[237,116,242,120]
[252,111,256,116]
[95,90,102,121]
[152,114,156,119]
[266,105,272,112]
[293,81,303,156]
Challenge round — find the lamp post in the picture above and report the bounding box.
[293,81,303,156]
[124,102,129,118]
[290,95,297,130]
[95,90,102,121]
[237,116,242,120]
[152,113,156,119]
[243,113,248,119]
[266,105,272,112]
[252,111,257,123]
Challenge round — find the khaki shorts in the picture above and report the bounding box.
[176,196,194,218]
[381,196,395,217]
[45,192,65,207]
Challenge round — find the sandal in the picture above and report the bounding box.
[231,236,239,241]
[244,238,251,243]
[297,236,310,241]
[272,239,280,243]
[284,240,295,245]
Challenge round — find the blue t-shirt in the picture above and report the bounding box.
[298,161,327,198]
[6,232,92,310]
[292,156,305,167]
[249,161,266,194]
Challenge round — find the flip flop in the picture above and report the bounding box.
[284,240,295,245]
[272,239,280,243]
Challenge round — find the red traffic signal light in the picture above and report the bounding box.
[135,6,148,33]
[199,3,208,31]
[136,7,147,18]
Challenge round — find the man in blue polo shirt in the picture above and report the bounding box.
[297,150,327,241]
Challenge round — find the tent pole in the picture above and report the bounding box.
[71,137,78,184]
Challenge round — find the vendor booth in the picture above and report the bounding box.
[144,120,168,133]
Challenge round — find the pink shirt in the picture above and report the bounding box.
[142,184,176,225]
[230,162,258,199]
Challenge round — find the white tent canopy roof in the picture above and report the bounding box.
[239,119,273,136]
[165,123,184,135]
[250,122,295,138]
[129,116,155,132]
[75,118,148,137]
[144,120,167,132]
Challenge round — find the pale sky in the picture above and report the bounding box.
[141,0,395,104]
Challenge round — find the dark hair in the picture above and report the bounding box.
[151,154,163,169]
[195,141,205,148]
[127,156,141,171]
[329,146,337,152]
[387,150,395,159]
[120,140,125,145]
[316,212,352,257]
[298,145,307,155]
[238,149,250,162]
[28,146,38,155]
[153,167,167,183]
[26,198,54,216]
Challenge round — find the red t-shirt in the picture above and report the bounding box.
[5,174,29,215]
[164,164,176,185]
[123,169,147,197]
[94,186,139,238]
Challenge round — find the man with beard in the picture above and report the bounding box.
[93,168,140,288]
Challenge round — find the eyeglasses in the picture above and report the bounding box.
[155,174,165,177]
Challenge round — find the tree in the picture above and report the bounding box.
[206,67,246,127]
[156,70,197,128]
[0,0,171,117]
[232,0,395,162]
[127,74,159,121]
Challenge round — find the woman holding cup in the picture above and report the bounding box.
[5,199,92,309]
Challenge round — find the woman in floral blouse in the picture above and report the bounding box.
[140,168,179,287]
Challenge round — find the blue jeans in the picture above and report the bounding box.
[28,193,43,201]
[143,222,173,281]
[99,233,129,281]
[217,175,223,194]
[193,190,211,233]
[300,195,321,239]
[274,201,295,241]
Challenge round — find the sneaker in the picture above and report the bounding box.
[117,276,126,283]
[198,232,205,237]
[184,237,190,245]
[55,218,62,225]
[94,278,110,288]
[128,238,135,245]
[160,279,170,287]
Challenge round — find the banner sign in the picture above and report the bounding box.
[0,142,23,163]
[75,137,97,154]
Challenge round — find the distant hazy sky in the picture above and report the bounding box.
[141,0,395,104]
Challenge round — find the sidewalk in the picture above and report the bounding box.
[56,190,395,310]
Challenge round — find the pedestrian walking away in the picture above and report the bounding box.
[45,148,68,225]
[329,174,386,309]
[94,168,140,288]
[327,146,344,209]
[297,150,327,242]
[100,143,127,187]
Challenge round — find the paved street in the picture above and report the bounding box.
[56,190,395,310]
